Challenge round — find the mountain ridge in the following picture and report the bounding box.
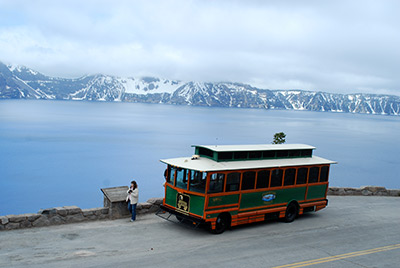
[1,61,399,115]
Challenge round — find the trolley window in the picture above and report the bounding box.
[270,169,283,187]
[241,171,256,190]
[189,170,207,193]
[284,168,296,186]
[226,172,240,192]
[209,173,225,193]
[256,170,270,189]
[309,167,320,183]
[176,168,188,189]
[297,167,308,185]
[169,166,177,185]
[320,166,329,182]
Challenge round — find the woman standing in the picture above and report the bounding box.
[126,180,139,222]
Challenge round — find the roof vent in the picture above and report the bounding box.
[191,155,200,160]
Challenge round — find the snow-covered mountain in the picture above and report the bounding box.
[1,61,399,115]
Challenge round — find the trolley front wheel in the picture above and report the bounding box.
[211,214,230,234]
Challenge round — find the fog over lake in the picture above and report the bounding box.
[1,100,399,215]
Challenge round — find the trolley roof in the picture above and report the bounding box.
[160,155,337,172]
[193,144,315,152]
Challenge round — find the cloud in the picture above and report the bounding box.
[0,0,399,95]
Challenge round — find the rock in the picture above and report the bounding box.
[388,190,400,196]
[66,214,85,223]
[86,208,105,216]
[5,222,20,230]
[100,208,109,215]
[0,216,9,225]
[39,208,57,216]
[20,213,41,222]
[342,188,361,195]
[98,214,108,220]
[0,224,4,231]
[361,186,388,196]
[327,188,337,195]
[63,206,82,215]
[92,209,100,216]
[54,207,68,217]
[49,215,66,225]
[85,215,99,221]
[140,208,149,214]
[32,215,51,227]
[8,215,27,223]
[361,186,387,193]
[337,188,345,195]
[140,202,152,209]
[90,208,102,216]
[136,202,160,214]
[361,189,372,196]
[82,208,102,217]
[82,208,99,217]
[147,198,163,205]
[347,189,362,195]
[343,188,354,194]
[20,220,32,228]
[148,205,160,213]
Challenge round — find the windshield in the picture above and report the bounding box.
[170,166,207,194]
[175,168,187,189]
[189,170,207,193]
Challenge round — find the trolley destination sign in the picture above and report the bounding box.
[158,144,336,234]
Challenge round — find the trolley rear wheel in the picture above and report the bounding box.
[284,202,299,223]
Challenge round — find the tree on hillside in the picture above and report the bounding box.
[272,132,286,144]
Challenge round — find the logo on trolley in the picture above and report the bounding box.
[176,193,190,214]
[262,193,276,202]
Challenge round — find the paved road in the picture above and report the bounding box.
[1,196,400,268]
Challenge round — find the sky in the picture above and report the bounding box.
[0,0,399,95]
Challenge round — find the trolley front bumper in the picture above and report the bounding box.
[156,204,205,228]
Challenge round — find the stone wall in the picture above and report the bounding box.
[328,186,400,197]
[0,198,163,231]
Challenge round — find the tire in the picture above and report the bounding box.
[176,215,183,222]
[284,202,299,223]
[211,214,230,234]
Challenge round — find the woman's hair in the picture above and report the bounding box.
[131,180,137,189]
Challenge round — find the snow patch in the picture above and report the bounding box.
[121,77,184,94]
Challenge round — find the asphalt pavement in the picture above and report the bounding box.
[1,196,399,268]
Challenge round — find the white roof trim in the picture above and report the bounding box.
[193,144,315,152]
[160,155,337,172]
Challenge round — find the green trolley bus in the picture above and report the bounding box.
[158,144,336,234]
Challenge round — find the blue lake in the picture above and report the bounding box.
[1,100,399,215]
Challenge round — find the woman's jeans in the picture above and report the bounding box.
[128,203,137,221]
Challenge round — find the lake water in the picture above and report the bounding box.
[1,100,399,216]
